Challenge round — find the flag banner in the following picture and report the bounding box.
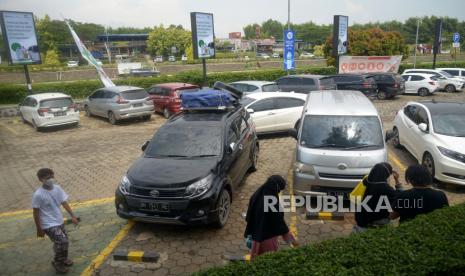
[339,56,402,74]
[64,19,115,87]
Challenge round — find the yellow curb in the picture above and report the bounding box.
[127,251,144,262]
[388,150,407,172]
[287,169,298,239]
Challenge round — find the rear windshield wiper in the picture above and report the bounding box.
[344,144,380,150]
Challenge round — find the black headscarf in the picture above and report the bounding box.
[363,162,393,186]
[244,175,289,242]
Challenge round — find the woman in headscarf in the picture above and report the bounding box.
[244,175,299,259]
[354,162,403,233]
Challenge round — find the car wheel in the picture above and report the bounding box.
[142,115,151,121]
[422,153,435,179]
[392,127,402,148]
[213,189,231,228]
[84,105,92,117]
[418,88,429,97]
[445,84,455,93]
[32,119,40,131]
[249,143,259,172]
[108,111,117,125]
[163,108,171,119]
[20,112,27,123]
[377,90,387,100]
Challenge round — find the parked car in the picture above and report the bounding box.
[115,106,259,227]
[403,69,464,92]
[241,92,307,134]
[272,53,280,58]
[154,56,163,63]
[229,81,279,95]
[129,68,160,77]
[19,93,79,131]
[276,75,336,94]
[181,55,188,61]
[147,83,200,118]
[83,86,154,124]
[300,52,315,58]
[67,60,79,68]
[437,68,465,81]
[256,53,270,59]
[291,90,387,197]
[362,73,405,100]
[327,74,378,97]
[401,73,439,96]
[392,101,465,185]
[168,55,176,62]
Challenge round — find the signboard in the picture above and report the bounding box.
[0,11,41,65]
[190,12,215,59]
[283,30,295,71]
[453,42,460,48]
[433,19,443,55]
[453,32,460,43]
[333,15,349,56]
[339,56,403,74]
[117,62,142,75]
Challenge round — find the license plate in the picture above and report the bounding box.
[54,111,66,116]
[133,103,143,107]
[328,191,348,199]
[140,202,170,212]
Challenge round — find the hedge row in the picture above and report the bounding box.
[199,203,465,275]
[1,61,464,104]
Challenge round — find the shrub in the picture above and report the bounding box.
[199,203,465,275]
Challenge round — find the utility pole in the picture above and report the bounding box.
[413,18,421,68]
[287,0,290,75]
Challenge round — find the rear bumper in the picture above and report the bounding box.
[35,113,80,128]
[114,106,154,120]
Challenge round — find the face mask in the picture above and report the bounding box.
[43,178,56,189]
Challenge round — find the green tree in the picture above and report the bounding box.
[261,19,283,39]
[185,44,194,61]
[146,25,191,57]
[243,23,260,39]
[44,49,61,67]
[313,45,324,57]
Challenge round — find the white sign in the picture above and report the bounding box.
[191,12,215,59]
[453,42,460,48]
[339,56,403,74]
[0,11,41,65]
[117,62,142,75]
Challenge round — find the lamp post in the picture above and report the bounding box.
[413,18,421,68]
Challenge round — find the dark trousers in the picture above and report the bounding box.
[44,224,69,265]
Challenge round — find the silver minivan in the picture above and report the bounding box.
[291,90,387,197]
[84,86,154,124]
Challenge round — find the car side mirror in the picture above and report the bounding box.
[289,129,298,140]
[246,108,254,114]
[228,142,236,153]
[141,141,150,152]
[418,123,428,133]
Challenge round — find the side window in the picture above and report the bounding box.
[249,98,274,112]
[404,105,417,122]
[247,85,258,92]
[416,107,429,126]
[402,75,410,81]
[105,91,116,99]
[276,78,289,85]
[275,98,305,109]
[147,87,158,95]
[239,116,248,135]
[301,78,315,85]
[22,97,31,106]
[443,70,459,76]
[93,90,104,99]
[411,75,425,81]
[287,78,301,85]
[31,98,38,107]
[227,118,240,145]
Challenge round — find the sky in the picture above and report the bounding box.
[2,0,465,37]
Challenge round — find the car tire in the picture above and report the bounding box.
[163,108,171,119]
[108,111,117,125]
[418,88,429,97]
[142,115,151,121]
[392,127,402,148]
[377,90,387,100]
[20,112,27,123]
[445,84,455,93]
[249,143,259,172]
[422,152,435,179]
[212,188,231,228]
[84,105,92,117]
[32,119,40,131]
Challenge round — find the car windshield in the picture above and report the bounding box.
[440,71,453,78]
[40,98,73,108]
[120,89,149,100]
[300,115,383,150]
[262,84,279,92]
[432,112,465,137]
[240,97,256,106]
[145,125,222,157]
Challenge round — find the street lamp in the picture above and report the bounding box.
[413,18,422,68]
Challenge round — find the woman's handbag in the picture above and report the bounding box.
[349,176,367,204]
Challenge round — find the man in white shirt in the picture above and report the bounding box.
[32,168,79,274]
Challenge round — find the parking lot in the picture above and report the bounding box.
[1,91,465,275]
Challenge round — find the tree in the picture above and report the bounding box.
[261,19,283,39]
[44,49,61,67]
[185,44,194,61]
[243,23,260,39]
[313,45,324,57]
[146,25,191,57]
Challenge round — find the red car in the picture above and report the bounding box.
[147,83,200,118]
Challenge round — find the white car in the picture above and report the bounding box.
[181,55,188,61]
[392,101,465,185]
[300,52,315,58]
[168,56,176,62]
[437,68,465,82]
[240,92,307,134]
[272,53,280,58]
[403,69,464,93]
[229,81,279,95]
[67,60,79,67]
[256,53,270,59]
[19,93,80,130]
[154,56,163,63]
[401,73,439,96]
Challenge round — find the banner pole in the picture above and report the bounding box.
[24,64,32,95]
[202,58,207,87]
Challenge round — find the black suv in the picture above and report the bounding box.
[115,107,259,227]
[327,74,378,96]
[363,73,405,100]
[276,75,336,94]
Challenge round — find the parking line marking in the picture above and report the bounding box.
[287,169,298,239]
[0,122,18,135]
[0,197,114,219]
[81,220,135,276]
[388,150,407,172]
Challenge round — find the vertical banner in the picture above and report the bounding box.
[190,12,215,59]
[433,19,443,55]
[0,11,41,65]
[284,30,295,71]
[332,15,349,56]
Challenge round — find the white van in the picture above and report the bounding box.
[291,90,387,197]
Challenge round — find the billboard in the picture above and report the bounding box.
[0,11,41,65]
[284,30,295,71]
[229,32,241,39]
[339,56,403,74]
[332,15,349,56]
[190,12,215,59]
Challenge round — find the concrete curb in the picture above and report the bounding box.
[306,212,345,220]
[224,254,251,262]
[113,249,160,263]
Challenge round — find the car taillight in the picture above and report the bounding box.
[362,81,372,88]
[68,104,77,111]
[38,108,50,116]
[116,96,129,104]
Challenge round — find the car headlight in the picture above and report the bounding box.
[438,146,465,164]
[294,162,315,175]
[119,175,131,195]
[186,174,214,197]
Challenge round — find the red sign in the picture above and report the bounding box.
[339,56,402,74]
